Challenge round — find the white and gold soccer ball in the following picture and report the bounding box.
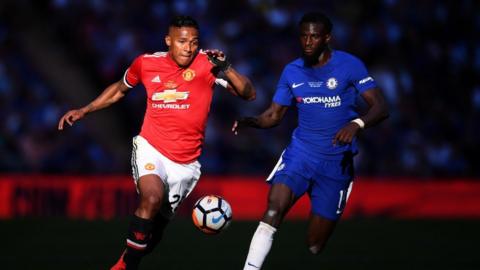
[192,195,232,234]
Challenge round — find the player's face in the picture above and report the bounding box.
[165,26,199,67]
[300,22,331,60]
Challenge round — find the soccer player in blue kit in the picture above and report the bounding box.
[233,12,389,269]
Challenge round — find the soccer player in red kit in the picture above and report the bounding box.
[58,16,255,270]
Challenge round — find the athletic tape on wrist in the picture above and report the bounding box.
[351,118,365,128]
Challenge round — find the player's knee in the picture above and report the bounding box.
[141,194,163,211]
[308,245,322,255]
[307,241,326,255]
[266,198,288,216]
[263,206,283,226]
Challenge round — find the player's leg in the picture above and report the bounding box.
[243,180,300,270]
[111,136,168,270]
[134,174,166,219]
[306,152,354,255]
[138,150,200,257]
[143,213,170,255]
[111,175,166,270]
[123,174,166,269]
[262,182,296,226]
[306,214,337,254]
[244,148,310,270]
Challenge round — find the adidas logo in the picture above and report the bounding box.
[151,75,161,83]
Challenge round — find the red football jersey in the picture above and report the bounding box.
[124,51,219,163]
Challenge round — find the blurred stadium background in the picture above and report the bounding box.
[1,0,479,269]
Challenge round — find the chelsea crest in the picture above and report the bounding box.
[326,77,338,90]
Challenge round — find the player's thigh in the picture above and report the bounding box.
[266,151,310,213]
[306,214,337,254]
[160,158,201,218]
[263,181,299,226]
[268,171,310,209]
[310,156,354,220]
[137,174,166,203]
[131,135,168,189]
[267,182,295,210]
[134,174,167,219]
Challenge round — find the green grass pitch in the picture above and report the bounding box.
[1,218,479,270]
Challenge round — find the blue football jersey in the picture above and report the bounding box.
[273,50,376,159]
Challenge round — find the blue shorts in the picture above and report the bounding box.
[267,150,354,221]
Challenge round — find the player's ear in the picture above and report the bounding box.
[165,35,171,47]
[325,34,331,43]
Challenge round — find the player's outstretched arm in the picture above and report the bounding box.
[232,102,289,135]
[205,49,256,101]
[358,88,389,127]
[58,80,130,130]
[223,67,256,101]
[332,88,389,145]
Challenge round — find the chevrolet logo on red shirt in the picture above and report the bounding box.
[152,89,189,103]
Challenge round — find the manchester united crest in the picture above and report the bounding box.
[144,163,156,170]
[182,69,195,81]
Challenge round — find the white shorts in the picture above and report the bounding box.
[131,135,201,219]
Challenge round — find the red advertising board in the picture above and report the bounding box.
[0,175,479,220]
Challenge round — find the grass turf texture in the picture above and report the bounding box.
[1,218,479,270]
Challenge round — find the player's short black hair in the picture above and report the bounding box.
[299,12,332,34]
[169,15,199,30]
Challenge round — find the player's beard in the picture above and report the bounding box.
[175,50,199,68]
[302,45,327,67]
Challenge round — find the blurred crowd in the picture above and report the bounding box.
[0,17,112,173]
[1,0,479,177]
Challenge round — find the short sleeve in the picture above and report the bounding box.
[123,55,143,88]
[272,67,294,106]
[197,51,218,88]
[206,64,218,88]
[349,57,377,93]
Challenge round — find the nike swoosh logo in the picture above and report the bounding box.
[247,262,260,268]
[212,214,224,224]
[292,82,304,88]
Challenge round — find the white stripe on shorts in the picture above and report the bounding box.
[131,137,139,181]
[266,150,285,182]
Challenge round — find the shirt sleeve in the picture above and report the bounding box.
[349,56,377,93]
[272,67,294,106]
[123,55,143,88]
[207,70,218,87]
[196,51,218,88]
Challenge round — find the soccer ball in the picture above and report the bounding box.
[192,195,232,234]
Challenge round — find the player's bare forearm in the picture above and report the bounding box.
[358,88,389,128]
[232,102,288,134]
[232,116,272,135]
[248,112,279,128]
[58,80,129,130]
[81,80,129,114]
[333,89,388,145]
[244,103,287,128]
[224,68,256,101]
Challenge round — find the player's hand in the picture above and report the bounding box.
[232,120,241,135]
[58,108,87,130]
[232,117,257,135]
[231,118,247,135]
[205,49,231,71]
[332,122,360,146]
